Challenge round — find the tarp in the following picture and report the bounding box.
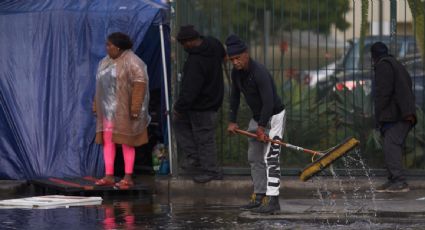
[0,0,170,179]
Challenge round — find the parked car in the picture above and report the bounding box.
[334,55,425,109]
[315,35,418,91]
[301,46,348,87]
[302,61,339,87]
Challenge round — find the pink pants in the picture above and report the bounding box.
[103,119,135,175]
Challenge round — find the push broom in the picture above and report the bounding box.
[234,129,360,182]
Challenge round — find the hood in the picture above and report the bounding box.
[185,36,221,57]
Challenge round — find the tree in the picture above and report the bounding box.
[358,0,369,65]
[182,0,351,38]
[407,0,425,59]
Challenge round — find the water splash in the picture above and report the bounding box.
[312,147,378,228]
[341,152,374,228]
[353,148,378,217]
[314,176,332,228]
[329,165,351,224]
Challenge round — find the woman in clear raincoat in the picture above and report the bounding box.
[93,32,150,188]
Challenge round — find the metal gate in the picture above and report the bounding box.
[170,0,425,174]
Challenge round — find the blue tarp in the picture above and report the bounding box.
[0,0,170,179]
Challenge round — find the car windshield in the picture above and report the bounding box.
[342,40,404,72]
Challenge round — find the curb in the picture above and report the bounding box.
[238,210,425,224]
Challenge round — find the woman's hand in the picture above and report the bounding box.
[131,112,139,119]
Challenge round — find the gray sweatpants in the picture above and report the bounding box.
[247,109,286,196]
[382,121,412,182]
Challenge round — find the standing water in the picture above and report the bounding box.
[1,149,423,229]
[311,148,379,229]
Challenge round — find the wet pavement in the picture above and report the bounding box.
[1,176,425,229]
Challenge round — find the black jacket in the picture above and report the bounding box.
[373,55,416,126]
[174,36,225,112]
[229,59,284,127]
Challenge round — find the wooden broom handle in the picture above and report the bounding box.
[234,129,322,156]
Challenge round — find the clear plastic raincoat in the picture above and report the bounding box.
[94,50,150,146]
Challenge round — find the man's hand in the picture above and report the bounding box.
[227,123,239,134]
[256,126,268,142]
[405,114,417,125]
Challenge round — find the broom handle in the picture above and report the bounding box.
[234,129,322,156]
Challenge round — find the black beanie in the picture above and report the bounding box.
[176,25,200,42]
[225,34,247,57]
[370,42,388,59]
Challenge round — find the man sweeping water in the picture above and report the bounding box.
[225,34,286,214]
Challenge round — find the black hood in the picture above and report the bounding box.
[174,36,225,112]
[375,54,392,65]
[185,36,221,57]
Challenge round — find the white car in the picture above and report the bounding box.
[302,61,338,87]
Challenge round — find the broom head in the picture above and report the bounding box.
[299,137,360,182]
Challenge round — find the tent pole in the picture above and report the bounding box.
[159,24,173,175]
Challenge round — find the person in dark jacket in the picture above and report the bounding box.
[226,34,286,214]
[371,42,416,193]
[174,25,225,183]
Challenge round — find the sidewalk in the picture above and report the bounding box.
[154,175,425,223]
[154,175,425,196]
[3,175,425,196]
[2,176,425,223]
[239,195,425,224]
[0,180,28,199]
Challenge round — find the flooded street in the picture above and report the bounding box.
[1,194,424,230]
[1,173,425,229]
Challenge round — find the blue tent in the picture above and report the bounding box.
[0,0,171,179]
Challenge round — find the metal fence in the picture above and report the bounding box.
[170,0,425,174]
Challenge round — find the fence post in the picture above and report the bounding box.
[390,0,397,54]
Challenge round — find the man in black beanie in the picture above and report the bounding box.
[226,34,285,214]
[173,25,226,183]
[371,42,416,193]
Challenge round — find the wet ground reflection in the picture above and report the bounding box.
[0,196,424,230]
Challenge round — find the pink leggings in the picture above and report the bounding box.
[103,119,135,175]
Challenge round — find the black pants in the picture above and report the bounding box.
[174,111,220,175]
[382,121,412,182]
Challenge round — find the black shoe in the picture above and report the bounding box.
[180,166,199,175]
[192,173,223,183]
[240,193,265,210]
[375,180,394,193]
[385,182,409,193]
[180,160,201,175]
[252,196,281,214]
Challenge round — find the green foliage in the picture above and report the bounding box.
[317,86,425,169]
[183,0,425,170]
[215,72,425,169]
[329,86,382,167]
[405,109,425,168]
[180,0,351,39]
[407,0,425,60]
[215,79,252,167]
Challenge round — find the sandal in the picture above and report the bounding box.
[95,178,115,186]
[115,179,134,189]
